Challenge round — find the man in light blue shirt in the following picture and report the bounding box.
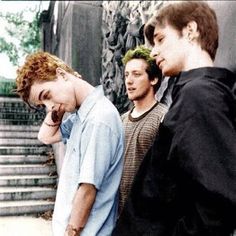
[53,85,124,236]
[15,51,124,236]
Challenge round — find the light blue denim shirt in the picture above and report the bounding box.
[52,86,124,236]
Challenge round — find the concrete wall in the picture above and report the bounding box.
[208,1,236,74]
[39,1,103,174]
[71,2,103,86]
[40,1,103,85]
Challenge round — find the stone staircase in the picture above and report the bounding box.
[0,96,57,216]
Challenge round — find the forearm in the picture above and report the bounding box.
[38,111,62,144]
[65,183,96,236]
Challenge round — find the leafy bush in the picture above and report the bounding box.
[0,77,17,96]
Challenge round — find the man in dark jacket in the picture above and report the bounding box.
[112,1,236,236]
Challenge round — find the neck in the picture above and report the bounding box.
[132,95,157,118]
[74,79,95,107]
[183,46,214,71]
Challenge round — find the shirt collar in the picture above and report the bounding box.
[76,85,104,122]
[175,67,235,86]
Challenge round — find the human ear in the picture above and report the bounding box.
[56,67,67,80]
[151,77,158,86]
[74,71,82,79]
[183,21,199,42]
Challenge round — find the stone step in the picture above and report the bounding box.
[0,138,43,146]
[0,200,54,216]
[0,112,45,120]
[0,155,50,164]
[0,187,56,201]
[0,96,24,104]
[0,107,44,113]
[0,125,40,132]
[0,164,56,176]
[0,98,29,108]
[0,175,57,187]
[0,107,39,115]
[0,146,51,155]
[0,131,38,138]
[0,107,32,112]
[0,119,43,125]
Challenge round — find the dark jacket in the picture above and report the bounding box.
[113,67,236,236]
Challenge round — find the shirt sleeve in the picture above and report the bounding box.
[170,80,236,233]
[78,121,120,190]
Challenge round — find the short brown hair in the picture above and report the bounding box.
[144,1,218,60]
[16,51,75,104]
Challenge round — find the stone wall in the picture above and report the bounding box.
[208,1,236,74]
[101,1,163,113]
[40,1,103,85]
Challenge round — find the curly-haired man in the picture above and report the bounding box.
[16,51,124,236]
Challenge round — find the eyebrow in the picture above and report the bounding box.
[153,33,158,39]
[153,31,161,39]
[125,69,141,73]
[38,90,44,101]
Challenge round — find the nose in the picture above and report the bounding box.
[44,100,55,111]
[125,75,133,85]
[150,46,159,58]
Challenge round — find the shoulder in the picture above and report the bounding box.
[180,68,235,102]
[179,78,224,108]
[89,97,124,135]
[155,102,168,116]
[143,103,168,123]
[93,96,120,120]
[169,69,235,122]
[121,110,130,122]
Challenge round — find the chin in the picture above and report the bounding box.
[163,68,180,77]
[65,107,74,113]
[128,96,136,101]
[127,95,134,100]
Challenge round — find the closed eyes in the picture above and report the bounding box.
[157,36,164,43]
[42,90,51,100]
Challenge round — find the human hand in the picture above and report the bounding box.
[51,108,65,123]
[64,224,81,236]
[51,110,60,123]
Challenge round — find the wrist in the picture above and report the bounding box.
[44,121,61,127]
[65,224,83,236]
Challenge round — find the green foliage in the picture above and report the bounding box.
[0,77,16,96]
[0,7,41,66]
[0,38,19,65]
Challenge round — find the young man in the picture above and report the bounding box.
[113,2,236,236]
[119,45,167,213]
[16,51,124,236]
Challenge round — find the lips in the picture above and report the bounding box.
[127,87,135,92]
[156,58,164,68]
